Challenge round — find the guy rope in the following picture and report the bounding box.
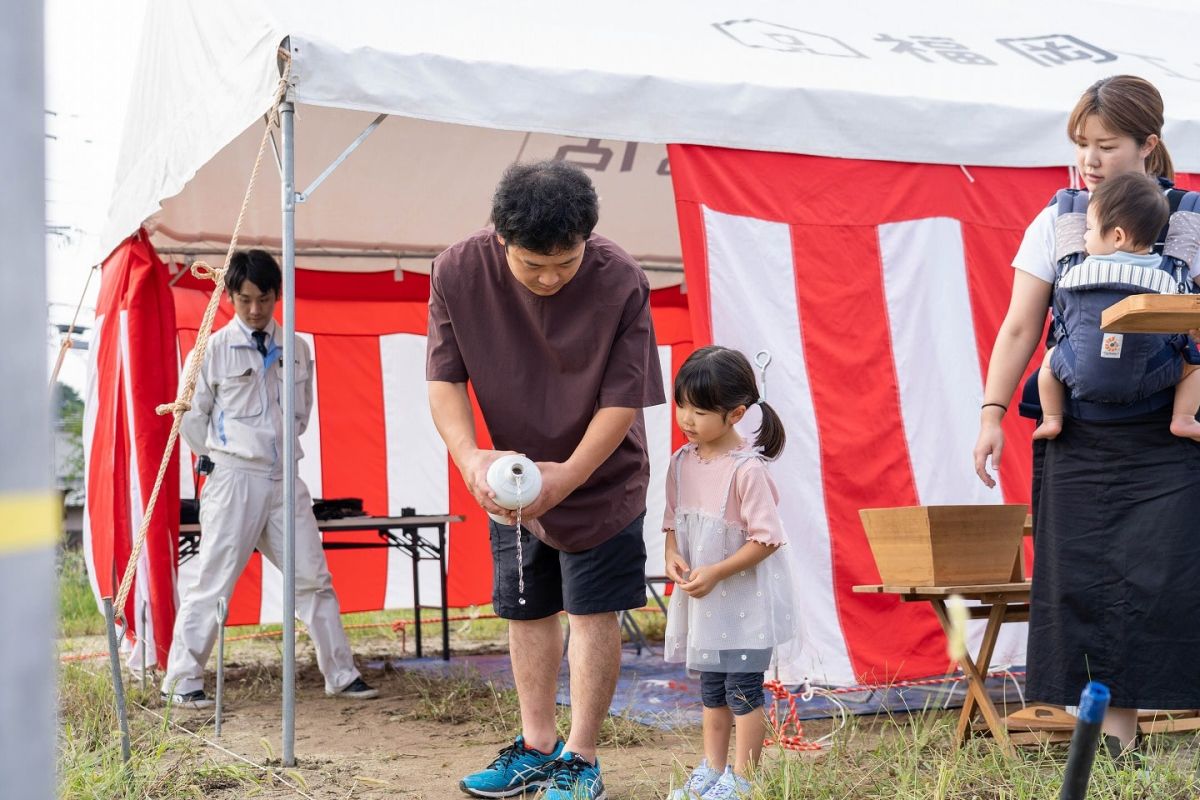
[102,58,292,764]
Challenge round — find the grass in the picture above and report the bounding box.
[58,662,264,799]
[402,666,660,749]
[56,550,1200,797]
[676,711,1200,800]
[59,549,106,638]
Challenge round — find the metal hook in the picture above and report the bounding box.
[754,350,772,401]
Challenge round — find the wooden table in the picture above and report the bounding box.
[180,513,464,659]
[853,581,1031,756]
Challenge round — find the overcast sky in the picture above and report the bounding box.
[44,0,146,390]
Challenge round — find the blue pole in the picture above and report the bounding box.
[1058,681,1110,800]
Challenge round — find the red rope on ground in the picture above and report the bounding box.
[763,680,824,752]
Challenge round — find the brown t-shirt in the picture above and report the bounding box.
[426,229,665,552]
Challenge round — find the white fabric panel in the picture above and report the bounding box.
[380,334,449,608]
[703,206,856,686]
[258,557,284,625]
[81,313,105,607]
[878,218,995,506]
[878,217,1027,669]
[177,341,196,502]
[642,345,672,578]
[295,332,322,499]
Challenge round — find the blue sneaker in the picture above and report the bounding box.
[459,735,563,797]
[668,759,721,800]
[542,751,607,800]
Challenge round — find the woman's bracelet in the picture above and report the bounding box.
[980,402,1007,413]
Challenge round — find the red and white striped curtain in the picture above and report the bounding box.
[671,147,1070,686]
[87,234,692,666]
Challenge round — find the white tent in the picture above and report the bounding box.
[101,0,1200,268]
[91,0,1200,764]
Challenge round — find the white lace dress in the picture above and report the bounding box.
[662,444,802,673]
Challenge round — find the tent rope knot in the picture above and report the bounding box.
[189,260,225,283]
[155,400,191,417]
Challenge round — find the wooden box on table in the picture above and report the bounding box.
[858,504,1028,587]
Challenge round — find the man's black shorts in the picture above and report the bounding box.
[489,512,647,619]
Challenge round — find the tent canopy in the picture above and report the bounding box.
[102,0,1200,269]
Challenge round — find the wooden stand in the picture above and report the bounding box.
[853,582,1030,757]
[1101,294,1200,333]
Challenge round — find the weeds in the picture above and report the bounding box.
[57,663,262,799]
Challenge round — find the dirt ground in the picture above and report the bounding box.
[164,643,717,800]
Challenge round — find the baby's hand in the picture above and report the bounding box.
[679,566,722,599]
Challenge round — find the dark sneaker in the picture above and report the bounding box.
[160,689,214,710]
[459,735,563,797]
[329,677,380,699]
[543,751,607,800]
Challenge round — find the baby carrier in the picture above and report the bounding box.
[1020,184,1200,421]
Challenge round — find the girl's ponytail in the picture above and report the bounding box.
[754,401,786,460]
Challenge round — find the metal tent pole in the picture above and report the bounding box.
[279,98,298,768]
[0,0,56,794]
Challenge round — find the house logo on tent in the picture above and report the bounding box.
[713,19,866,58]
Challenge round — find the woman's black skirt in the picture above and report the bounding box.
[1027,406,1200,708]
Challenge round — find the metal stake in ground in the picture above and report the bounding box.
[215,597,228,737]
[140,603,148,692]
[103,597,132,763]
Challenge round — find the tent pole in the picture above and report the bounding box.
[0,0,55,794]
[280,97,298,768]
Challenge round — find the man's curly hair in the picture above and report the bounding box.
[491,160,599,254]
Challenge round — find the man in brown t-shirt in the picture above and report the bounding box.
[426,161,663,799]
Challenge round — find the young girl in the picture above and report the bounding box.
[662,346,799,800]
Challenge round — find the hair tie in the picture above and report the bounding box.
[756,398,765,406]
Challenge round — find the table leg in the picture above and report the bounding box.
[953,602,1007,744]
[439,524,450,661]
[930,599,1014,756]
[410,527,422,659]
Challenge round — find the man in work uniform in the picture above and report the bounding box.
[162,249,377,708]
[427,161,663,800]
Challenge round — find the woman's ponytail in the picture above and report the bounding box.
[1146,139,1175,182]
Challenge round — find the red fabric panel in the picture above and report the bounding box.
[961,223,1040,507]
[314,335,390,611]
[790,224,947,682]
[225,555,264,626]
[668,147,1064,231]
[122,234,182,663]
[446,385,495,607]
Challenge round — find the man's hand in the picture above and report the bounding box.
[678,565,724,599]
[517,461,584,521]
[461,448,521,518]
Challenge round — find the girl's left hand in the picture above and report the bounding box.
[679,566,723,599]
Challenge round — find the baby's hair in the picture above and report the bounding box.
[1090,172,1168,251]
[673,345,786,459]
